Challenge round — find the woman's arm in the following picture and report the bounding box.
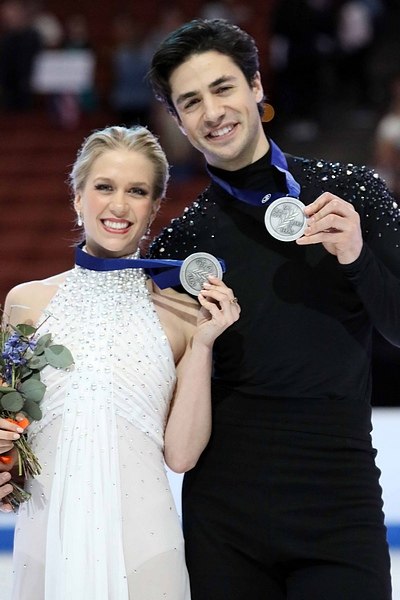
[164,277,240,473]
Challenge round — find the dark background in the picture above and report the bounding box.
[0,0,399,405]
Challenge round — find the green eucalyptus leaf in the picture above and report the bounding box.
[14,324,37,337]
[28,354,48,370]
[0,391,24,412]
[45,345,74,369]
[20,366,32,380]
[22,398,42,421]
[34,333,52,354]
[9,324,22,336]
[19,379,46,403]
[0,386,17,393]
[29,370,41,381]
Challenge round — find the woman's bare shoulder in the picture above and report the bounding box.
[4,270,71,326]
[149,281,199,362]
[151,283,199,323]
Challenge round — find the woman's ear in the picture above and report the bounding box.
[74,195,84,226]
[150,198,162,224]
[74,194,82,214]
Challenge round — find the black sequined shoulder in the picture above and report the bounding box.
[149,189,216,259]
[289,155,400,244]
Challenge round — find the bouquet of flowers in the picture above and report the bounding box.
[0,312,73,510]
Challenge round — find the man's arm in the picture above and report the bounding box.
[297,169,400,346]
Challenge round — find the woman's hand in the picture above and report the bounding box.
[195,276,241,347]
[0,471,13,512]
[0,416,23,455]
[0,416,29,511]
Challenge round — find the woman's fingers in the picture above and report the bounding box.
[0,417,24,434]
[201,276,237,302]
[0,472,13,511]
[0,417,22,454]
[0,448,18,471]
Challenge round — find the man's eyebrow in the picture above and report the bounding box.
[175,75,237,106]
[209,75,237,88]
[175,90,198,107]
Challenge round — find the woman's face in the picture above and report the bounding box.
[74,148,160,258]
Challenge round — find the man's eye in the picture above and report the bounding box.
[184,98,199,110]
[217,86,232,94]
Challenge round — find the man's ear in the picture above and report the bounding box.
[252,71,264,104]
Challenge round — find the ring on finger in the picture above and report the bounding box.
[229,297,238,304]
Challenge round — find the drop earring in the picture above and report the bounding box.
[143,221,151,239]
[77,212,83,227]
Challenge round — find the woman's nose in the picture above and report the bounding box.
[109,192,127,214]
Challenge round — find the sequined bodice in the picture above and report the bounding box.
[29,265,176,449]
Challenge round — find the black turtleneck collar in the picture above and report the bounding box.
[207,143,287,194]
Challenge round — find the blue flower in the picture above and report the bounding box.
[2,339,28,364]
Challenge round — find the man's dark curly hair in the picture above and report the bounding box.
[148,18,264,118]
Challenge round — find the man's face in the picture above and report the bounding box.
[169,50,268,171]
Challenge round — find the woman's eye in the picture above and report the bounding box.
[130,187,148,196]
[95,183,112,191]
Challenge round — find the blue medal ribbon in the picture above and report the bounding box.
[207,138,301,206]
[75,244,225,289]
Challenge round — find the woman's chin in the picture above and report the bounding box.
[86,240,139,259]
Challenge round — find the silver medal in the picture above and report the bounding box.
[264,196,306,242]
[179,252,223,296]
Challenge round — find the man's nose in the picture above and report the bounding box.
[203,96,224,123]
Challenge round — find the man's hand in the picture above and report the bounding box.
[296,192,363,264]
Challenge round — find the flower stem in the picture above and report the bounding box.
[5,482,31,513]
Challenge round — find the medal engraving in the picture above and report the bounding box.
[264,197,306,242]
[179,252,223,295]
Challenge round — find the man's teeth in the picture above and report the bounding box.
[103,220,130,230]
[209,125,233,138]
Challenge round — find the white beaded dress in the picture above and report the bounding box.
[11,263,191,600]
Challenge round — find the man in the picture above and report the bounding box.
[147,18,399,599]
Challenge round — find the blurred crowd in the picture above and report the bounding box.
[268,0,400,201]
[0,0,399,404]
[0,0,399,194]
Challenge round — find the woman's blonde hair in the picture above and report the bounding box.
[69,125,169,201]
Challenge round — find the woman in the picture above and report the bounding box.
[0,125,240,599]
